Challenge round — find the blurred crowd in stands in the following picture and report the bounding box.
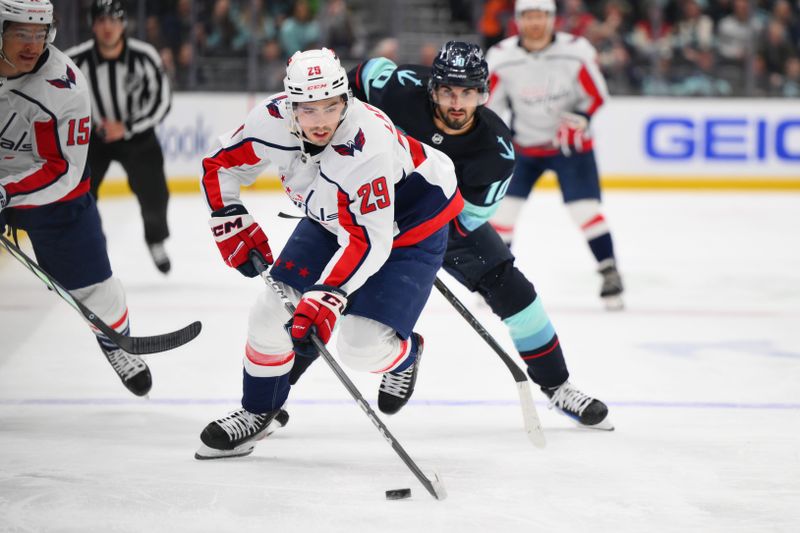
[63,0,800,96]
[479,0,800,96]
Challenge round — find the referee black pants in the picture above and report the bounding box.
[88,128,170,245]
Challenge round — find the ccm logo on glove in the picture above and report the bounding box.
[289,286,348,357]
[209,204,273,277]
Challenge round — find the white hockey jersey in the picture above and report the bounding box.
[0,47,92,208]
[200,94,463,294]
[486,33,609,156]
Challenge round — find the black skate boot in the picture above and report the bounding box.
[541,381,614,430]
[102,347,152,397]
[195,408,289,460]
[599,262,624,311]
[378,334,423,415]
[148,241,171,274]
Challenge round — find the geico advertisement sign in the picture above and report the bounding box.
[156,93,263,174]
[645,117,800,161]
[594,98,800,176]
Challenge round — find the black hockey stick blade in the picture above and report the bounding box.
[0,234,202,355]
[434,276,546,448]
[251,253,447,500]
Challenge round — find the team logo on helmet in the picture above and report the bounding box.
[332,128,366,157]
[46,66,77,89]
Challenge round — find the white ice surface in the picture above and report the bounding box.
[1,191,799,532]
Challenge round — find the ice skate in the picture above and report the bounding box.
[599,262,624,311]
[148,241,171,274]
[195,408,289,460]
[378,334,423,415]
[541,381,614,430]
[102,347,152,396]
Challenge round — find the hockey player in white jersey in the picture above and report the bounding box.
[486,0,625,310]
[0,0,151,395]
[196,48,463,459]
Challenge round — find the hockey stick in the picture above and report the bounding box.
[433,276,546,448]
[0,233,202,355]
[250,253,447,501]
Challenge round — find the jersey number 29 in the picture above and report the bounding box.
[357,176,390,214]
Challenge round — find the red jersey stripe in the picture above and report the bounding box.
[372,338,410,373]
[109,308,130,331]
[393,189,463,248]
[4,119,67,196]
[577,64,604,116]
[323,190,371,287]
[245,343,295,367]
[201,142,261,211]
[488,72,500,96]
[403,133,428,167]
[521,338,561,360]
[580,213,606,230]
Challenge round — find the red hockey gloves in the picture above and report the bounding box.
[554,111,589,156]
[289,285,348,357]
[209,204,272,277]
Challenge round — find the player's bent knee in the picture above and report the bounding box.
[476,261,537,319]
[566,199,609,239]
[243,341,294,378]
[337,317,402,373]
[70,276,127,331]
[247,283,297,355]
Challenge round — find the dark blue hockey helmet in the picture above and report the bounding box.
[429,41,489,92]
[91,0,127,23]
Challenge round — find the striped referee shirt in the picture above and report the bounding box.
[65,38,171,140]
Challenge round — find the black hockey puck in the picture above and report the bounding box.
[385,488,412,500]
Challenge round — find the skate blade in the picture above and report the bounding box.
[555,408,615,431]
[194,442,256,460]
[580,417,615,431]
[602,295,624,311]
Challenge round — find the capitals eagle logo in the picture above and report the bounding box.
[47,66,77,90]
[332,128,366,157]
[266,95,287,119]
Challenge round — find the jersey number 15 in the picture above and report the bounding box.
[66,117,91,146]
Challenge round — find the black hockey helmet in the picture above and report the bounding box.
[429,41,489,92]
[91,0,127,23]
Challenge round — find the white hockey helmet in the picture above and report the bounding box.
[515,0,556,16]
[0,0,56,52]
[283,48,349,103]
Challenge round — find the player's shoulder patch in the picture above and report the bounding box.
[476,108,515,162]
[265,94,288,119]
[46,65,77,90]
[393,64,428,89]
[332,128,366,157]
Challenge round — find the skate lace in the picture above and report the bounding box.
[548,383,594,416]
[379,366,414,398]
[105,349,147,381]
[217,410,267,440]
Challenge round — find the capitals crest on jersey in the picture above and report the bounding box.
[266,95,287,119]
[332,128,366,157]
[46,66,77,90]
